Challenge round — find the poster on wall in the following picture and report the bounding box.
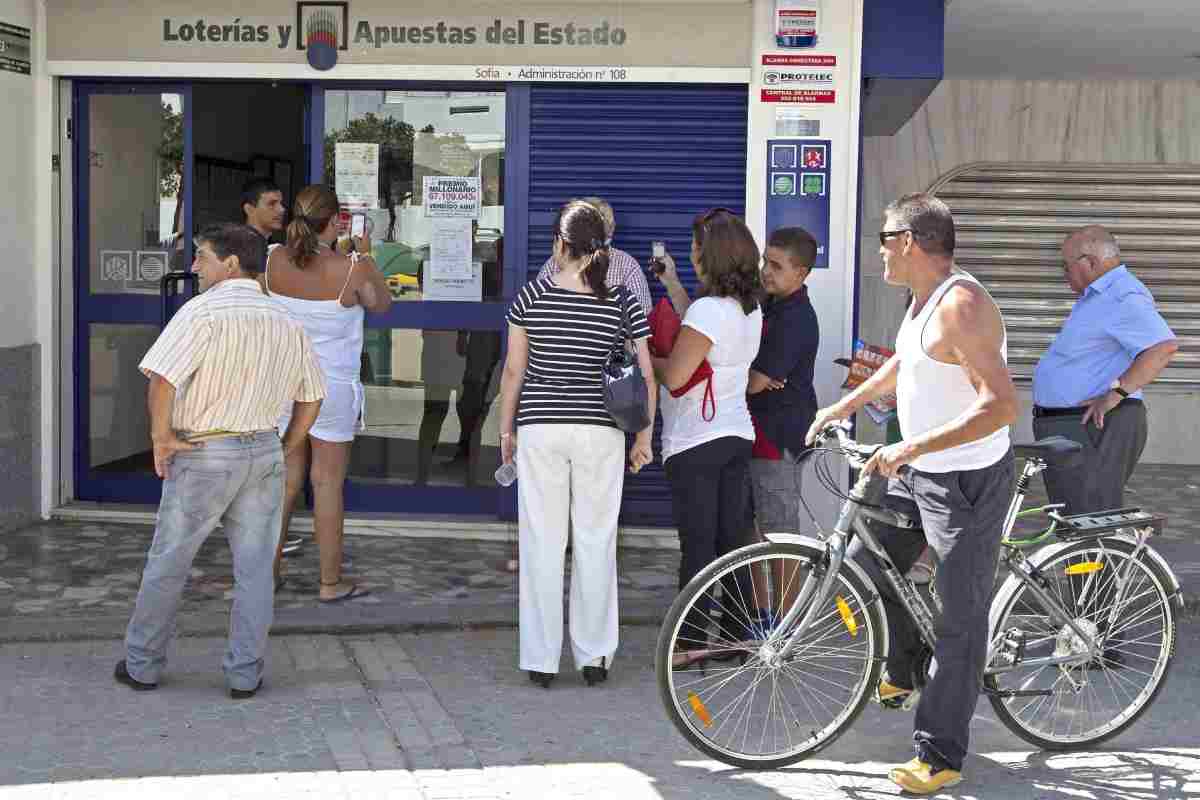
[423,218,483,301]
[0,21,31,76]
[334,143,380,210]
[423,176,482,219]
[765,138,831,269]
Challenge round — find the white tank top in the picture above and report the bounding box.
[266,250,365,384]
[895,270,1010,473]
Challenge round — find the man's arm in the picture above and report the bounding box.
[865,285,1017,476]
[805,355,900,444]
[146,373,196,479]
[1119,339,1178,394]
[1083,338,1178,428]
[281,400,322,455]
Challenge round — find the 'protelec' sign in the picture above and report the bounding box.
[763,69,834,86]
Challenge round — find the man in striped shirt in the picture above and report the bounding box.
[536,196,653,314]
[115,223,325,700]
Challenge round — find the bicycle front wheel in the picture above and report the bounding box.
[986,537,1178,749]
[655,541,885,769]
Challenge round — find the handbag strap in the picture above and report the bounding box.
[610,285,633,357]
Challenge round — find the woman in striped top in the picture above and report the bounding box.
[497,201,656,689]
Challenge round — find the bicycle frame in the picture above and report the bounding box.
[765,437,1138,676]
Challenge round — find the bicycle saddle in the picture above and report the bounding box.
[1013,436,1084,468]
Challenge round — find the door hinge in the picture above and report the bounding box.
[52,155,60,172]
[66,117,72,140]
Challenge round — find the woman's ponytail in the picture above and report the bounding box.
[287,184,340,269]
[585,244,610,299]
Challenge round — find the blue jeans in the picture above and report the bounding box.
[124,432,284,691]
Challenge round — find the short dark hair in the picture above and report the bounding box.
[766,227,818,271]
[196,223,268,275]
[884,192,955,256]
[240,177,282,221]
[692,209,762,314]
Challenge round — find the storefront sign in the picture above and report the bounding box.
[0,21,31,76]
[47,1,751,74]
[760,89,835,104]
[424,176,481,219]
[765,139,831,269]
[334,142,380,209]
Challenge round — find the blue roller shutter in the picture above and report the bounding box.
[525,84,749,526]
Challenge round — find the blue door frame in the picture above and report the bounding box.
[73,82,193,504]
[73,80,525,518]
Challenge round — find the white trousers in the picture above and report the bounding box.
[517,424,625,673]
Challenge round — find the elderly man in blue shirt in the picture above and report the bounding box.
[1032,225,1178,514]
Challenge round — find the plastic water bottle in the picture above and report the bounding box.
[494,460,517,487]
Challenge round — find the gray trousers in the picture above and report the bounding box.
[124,432,284,691]
[1032,400,1147,514]
[850,451,1014,772]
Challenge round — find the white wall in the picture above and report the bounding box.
[0,0,35,349]
[858,78,1200,461]
[746,0,864,530]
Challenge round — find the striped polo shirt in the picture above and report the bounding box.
[139,278,326,436]
[507,277,650,427]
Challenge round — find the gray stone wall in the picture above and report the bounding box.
[0,344,39,532]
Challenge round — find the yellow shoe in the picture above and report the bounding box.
[889,760,963,795]
[875,678,914,709]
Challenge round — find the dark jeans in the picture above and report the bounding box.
[850,452,1014,772]
[1033,400,1147,514]
[665,436,754,647]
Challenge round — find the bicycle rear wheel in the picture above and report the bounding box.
[655,541,885,769]
[986,537,1177,749]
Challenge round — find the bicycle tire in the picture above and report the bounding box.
[655,540,885,769]
[985,536,1177,750]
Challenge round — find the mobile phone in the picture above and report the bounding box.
[350,213,366,239]
[650,240,667,274]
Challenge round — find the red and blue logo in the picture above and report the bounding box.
[297,2,348,71]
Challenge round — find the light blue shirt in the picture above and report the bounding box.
[1033,265,1174,408]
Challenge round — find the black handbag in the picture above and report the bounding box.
[602,286,652,432]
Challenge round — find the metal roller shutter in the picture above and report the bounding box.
[526,84,749,525]
[929,163,1200,385]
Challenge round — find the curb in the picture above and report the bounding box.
[1,593,1194,646]
[0,599,675,644]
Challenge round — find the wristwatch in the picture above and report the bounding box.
[1110,379,1130,399]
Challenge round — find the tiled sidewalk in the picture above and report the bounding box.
[0,463,1194,640]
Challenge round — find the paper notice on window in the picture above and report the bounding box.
[424,218,482,301]
[429,219,473,278]
[424,176,481,218]
[334,143,380,210]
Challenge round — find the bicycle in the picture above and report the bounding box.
[655,422,1183,768]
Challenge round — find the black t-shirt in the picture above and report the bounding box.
[748,286,820,455]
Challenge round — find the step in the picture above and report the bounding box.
[51,503,682,551]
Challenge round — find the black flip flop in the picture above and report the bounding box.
[318,584,371,604]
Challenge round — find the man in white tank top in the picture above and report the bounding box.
[807,193,1017,795]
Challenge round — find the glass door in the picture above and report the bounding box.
[321,87,511,514]
[73,83,192,503]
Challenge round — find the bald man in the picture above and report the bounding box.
[1032,226,1178,514]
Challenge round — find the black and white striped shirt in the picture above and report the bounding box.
[507,277,650,427]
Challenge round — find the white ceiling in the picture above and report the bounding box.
[944,0,1200,79]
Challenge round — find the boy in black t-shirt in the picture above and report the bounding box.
[747,227,821,534]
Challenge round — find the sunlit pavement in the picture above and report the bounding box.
[1,624,1196,799]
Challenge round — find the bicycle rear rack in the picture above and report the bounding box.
[1049,507,1167,540]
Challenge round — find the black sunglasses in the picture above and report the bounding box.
[878,228,912,246]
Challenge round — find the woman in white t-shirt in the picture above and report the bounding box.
[651,209,764,664]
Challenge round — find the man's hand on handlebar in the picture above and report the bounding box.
[806,405,852,446]
[862,440,921,478]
